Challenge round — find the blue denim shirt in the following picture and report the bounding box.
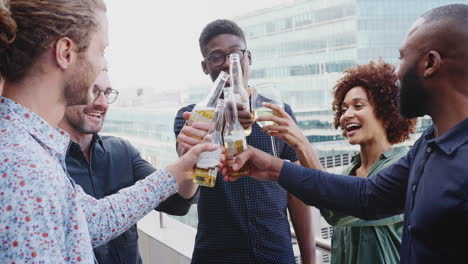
[174,103,299,264]
[279,119,468,264]
[66,134,193,264]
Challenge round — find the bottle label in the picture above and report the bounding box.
[189,108,215,124]
[225,139,245,156]
[196,148,222,169]
[224,135,247,168]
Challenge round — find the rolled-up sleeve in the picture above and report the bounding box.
[127,139,195,215]
[78,168,178,247]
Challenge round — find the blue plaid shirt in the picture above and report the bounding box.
[174,103,299,264]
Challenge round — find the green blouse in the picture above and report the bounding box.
[321,147,408,264]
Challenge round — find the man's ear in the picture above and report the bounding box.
[201,60,209,75]
[423,50,441,78]
[246,50,252,66]
[55,37,76,70]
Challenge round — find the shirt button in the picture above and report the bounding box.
[412,185,416,192]
[427,147,432,153]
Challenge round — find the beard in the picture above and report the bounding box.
[75,114,104,134]
[63,106,105,135]
[64,56,97,106]
[398,64,428,118]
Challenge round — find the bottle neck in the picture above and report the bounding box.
[211,103,225,133]
[230,58,245,93]
[205,72,228,107]
[224,89,239,125]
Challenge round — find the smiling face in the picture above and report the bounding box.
[201,34,251,88]
[339,86,388,146]
[62,71,111,135]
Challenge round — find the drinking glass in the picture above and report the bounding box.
[252,83,284,157]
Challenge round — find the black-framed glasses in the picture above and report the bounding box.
[92,86,119,104]
[205,49,247,67]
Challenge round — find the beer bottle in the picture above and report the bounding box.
[229,53,252,136]
[193,99,225,187]
[223,87,250,177]
[187,71,229,132]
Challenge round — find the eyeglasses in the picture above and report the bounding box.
[92,86,119,104]
[205,49,247,67]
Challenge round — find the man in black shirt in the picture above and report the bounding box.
[60,70,194,264]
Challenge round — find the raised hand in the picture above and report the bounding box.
[176,112,212,156]
[257,102,323,170]
[236,102,254,130]
[256,102,309,149]
[222,146,283,182]
[168,143,223,185]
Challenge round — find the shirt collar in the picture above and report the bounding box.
[67,133,106,155]
[424,118,468,155]
[350,151,361,164]
[381,146,409,159]
[93,133,106,152]
[350,146,408,165]
[0,97,70,155]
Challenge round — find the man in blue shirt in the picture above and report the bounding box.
[175,19,315,263]
[60,71,194,264]
[224,4,468,264]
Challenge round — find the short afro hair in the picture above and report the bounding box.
[422,4,468,25]
[332,60,417,144]
[199,19,246,56]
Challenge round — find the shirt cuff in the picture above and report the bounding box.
[279,160,300,185]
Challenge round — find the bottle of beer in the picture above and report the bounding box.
[229,53,252,136]
[223,87,250,177]
[193,99,225,187]
[187,71,229,133]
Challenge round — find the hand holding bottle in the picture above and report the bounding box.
[167,142,224,187]
[236,102,254,131]
[177,114,211,155]
[222,146,283,182]
[177,71,229,156]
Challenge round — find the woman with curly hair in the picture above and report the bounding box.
[256,60,417,264]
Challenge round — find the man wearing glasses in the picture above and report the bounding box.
[60,71,194,264]
[174,19,315,264]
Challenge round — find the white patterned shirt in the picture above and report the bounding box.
[0,97,178,263]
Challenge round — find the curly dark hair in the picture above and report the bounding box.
[332,60,417,144]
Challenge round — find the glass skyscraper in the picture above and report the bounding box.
[236,0,459,110]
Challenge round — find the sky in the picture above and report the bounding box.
[106,0,291,95]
